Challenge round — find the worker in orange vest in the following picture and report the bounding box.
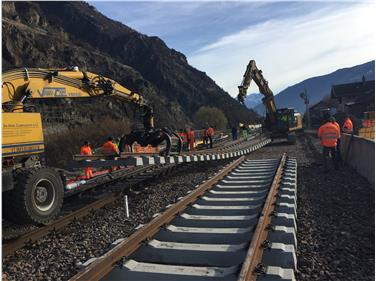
[188,128,195,151]
[207,126,214,148]
[179,129,188,151]
[102,137,120,156]
[342,115,354,134]
[318,117,340,172]
[102,137,120,172]
[330,117,342,162]
[80,141,93,179]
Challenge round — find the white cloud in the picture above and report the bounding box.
[188,3,375,97]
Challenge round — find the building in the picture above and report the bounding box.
[330,77,374,118]
[309,77,375,128]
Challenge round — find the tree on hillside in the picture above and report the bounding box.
[193,106,228,129]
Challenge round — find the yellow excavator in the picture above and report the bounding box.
[2,67,181,224]
[238,60,302,143]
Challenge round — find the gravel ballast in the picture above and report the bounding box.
[2,160,231,281]
[248,134,374,281]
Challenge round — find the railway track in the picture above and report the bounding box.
[2,163,177,256]
[70,154,298,281]
[71,136,270,168]
[3,137,271,259]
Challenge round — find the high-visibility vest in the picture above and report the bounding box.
[80,145,92,155]
[207,127,214,137]
[102,141,119,155]
[189,130,195,143]
[333,122,340,132]
[318,122,340,147]
[342,118,353,133]
[179,132,188,143]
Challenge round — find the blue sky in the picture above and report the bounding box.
[92,1,375,97]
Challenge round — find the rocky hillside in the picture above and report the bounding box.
[2,1,257,131]
[254,60,375,115]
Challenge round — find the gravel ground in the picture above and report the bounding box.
[248,134,374,280]
[296,134,374,281]
[2,160,231,281]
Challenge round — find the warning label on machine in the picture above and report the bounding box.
[2,113,45,156]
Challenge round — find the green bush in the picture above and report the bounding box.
[193,106,228,130]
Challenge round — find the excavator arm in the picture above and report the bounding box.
[2,67,180,156]
[3,68,144,111]
[237,60,277,124]
[2,68,155,129]
[237,60,302,143]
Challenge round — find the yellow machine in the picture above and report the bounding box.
[238,60,302,143]
[2,67,180,224]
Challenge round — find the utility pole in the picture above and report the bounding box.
[299,89,310,129]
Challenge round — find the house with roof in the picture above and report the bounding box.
[308,76,375,128]
[330,76,375,118]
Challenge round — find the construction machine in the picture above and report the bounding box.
[237,60,302,143]
[2,67,181,224]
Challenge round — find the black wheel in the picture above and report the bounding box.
[10,168,64,225]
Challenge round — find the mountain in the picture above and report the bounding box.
[244,93,263,109]
[254,61,375,115]
[2,1,257,131]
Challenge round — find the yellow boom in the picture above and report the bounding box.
[2,68,145,111]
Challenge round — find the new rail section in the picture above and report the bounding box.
[71,153,298,281]
[3,137,271,258]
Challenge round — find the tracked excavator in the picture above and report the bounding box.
[2,67,181,224]
[238,60,302,144]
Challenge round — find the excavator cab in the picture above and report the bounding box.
[276,108,295,131]
[265,108,297,144]
[265,108,293,132]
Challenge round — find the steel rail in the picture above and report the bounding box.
[69,156,245,281]
[2,164,169,256]
[73,135,266,160]
[2,194,118,257]
[237,153,286,281]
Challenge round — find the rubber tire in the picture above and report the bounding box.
[10,168,64,225]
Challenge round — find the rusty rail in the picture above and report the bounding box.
[69,156,245,281]
[237,153,286,281]
[2,194,119,257]
[3,164,174,256]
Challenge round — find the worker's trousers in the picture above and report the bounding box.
[189,141,195,151]
[84,167,93,179]
[208,136,213,148]
[336,138,342,162]
[322,146,337,171]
